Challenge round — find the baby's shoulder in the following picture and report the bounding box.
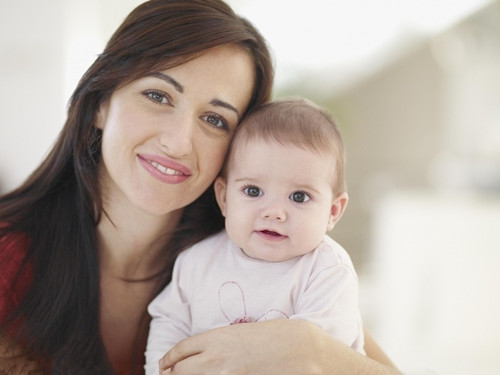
[310,235,356,269]
[177,230,233,261]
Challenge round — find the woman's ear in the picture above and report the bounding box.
[327,192,348,231]
[214,176,228,217]
[94,100,109,130]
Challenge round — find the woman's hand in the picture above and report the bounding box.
[0,333,45,375]
[159,319,402,375]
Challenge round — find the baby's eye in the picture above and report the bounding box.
[143,90,170,105]
[243,185,262,197]
[202,114,229,131]
[290,191,310,203]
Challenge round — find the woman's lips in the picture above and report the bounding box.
[149,161,184,176]
[137,154,191,184]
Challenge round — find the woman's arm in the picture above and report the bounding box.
[159,319,401,375]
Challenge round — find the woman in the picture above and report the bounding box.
[0,0,400,374]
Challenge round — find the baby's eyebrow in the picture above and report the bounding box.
[234,177,258,183]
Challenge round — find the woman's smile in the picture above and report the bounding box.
[138,153,191,184]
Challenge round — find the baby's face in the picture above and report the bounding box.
[216,139,339,262]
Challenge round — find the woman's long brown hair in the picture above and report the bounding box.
[0,0,273,373]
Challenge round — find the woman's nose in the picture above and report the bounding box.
[158,115,194,157]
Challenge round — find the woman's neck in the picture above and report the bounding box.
[97,205,183,280]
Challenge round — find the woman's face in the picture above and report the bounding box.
[96,45,255,217]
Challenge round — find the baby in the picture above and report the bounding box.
[145,98,364,374]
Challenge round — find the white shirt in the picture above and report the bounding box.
[145,231,364,375]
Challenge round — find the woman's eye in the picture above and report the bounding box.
[202,114,229,130]
[290,191,310,203]
[143,90,169,105]
[243,185,262,197]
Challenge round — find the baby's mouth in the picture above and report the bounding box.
[260,230,281,237]
[257,230,288,241]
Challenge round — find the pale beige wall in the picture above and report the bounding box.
[0,1,65,192]
[0,0,144,193]
[329,43,445,269]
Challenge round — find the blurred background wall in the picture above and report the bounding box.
[1,1,499,374]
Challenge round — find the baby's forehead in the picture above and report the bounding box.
[233,115,340,152]
[228,138,337,178]
[230,136,334,160]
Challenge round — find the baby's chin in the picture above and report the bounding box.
[239,247,300,263]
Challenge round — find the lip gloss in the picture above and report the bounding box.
[137,154,191,184]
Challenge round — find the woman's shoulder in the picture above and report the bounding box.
[0,230,30,273]
[0,230,32,321]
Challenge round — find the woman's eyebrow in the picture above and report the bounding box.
[150,72,184,93]
[149,72,240,120]
[210,99,240,120]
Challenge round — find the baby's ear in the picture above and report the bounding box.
[327,192,348,231]
[214,176,228,217]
